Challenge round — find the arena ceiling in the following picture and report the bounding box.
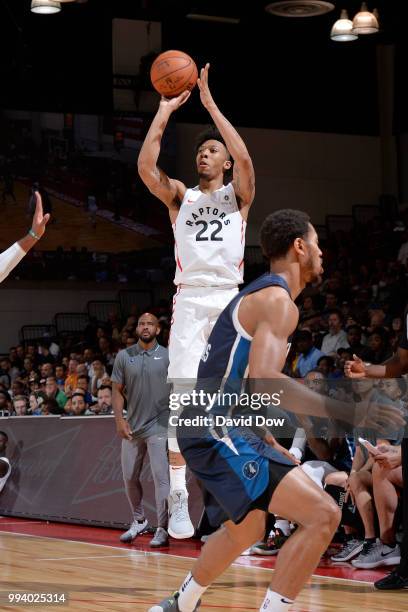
[0,0,407,134]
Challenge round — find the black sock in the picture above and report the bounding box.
[365,537,376,544]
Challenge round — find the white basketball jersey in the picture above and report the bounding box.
[0,457,11,493]
[173,183,246,287]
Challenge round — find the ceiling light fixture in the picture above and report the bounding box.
[330,9,358,42]
[31,0,61,14]
[352,2,379,35]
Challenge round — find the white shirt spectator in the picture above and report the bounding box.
[321,330,349,355]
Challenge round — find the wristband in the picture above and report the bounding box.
[28,228,40,240]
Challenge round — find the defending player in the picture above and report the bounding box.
[150,209,404,612]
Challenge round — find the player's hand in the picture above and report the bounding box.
[31,191,50,239]
[197,63,216,110]
[159,90,191,112]
[374,445,402,470]
[344,355,366,379]
[116,417,133,441]
[344,479,355,505]
[355,398,405,433]
[264,433,301,464]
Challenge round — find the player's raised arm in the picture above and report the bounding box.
[197,63,255,214]
[137,93,190,211]
[0,191,49,284]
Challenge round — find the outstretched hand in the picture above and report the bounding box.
[344,354,366,379]
[197,63,216,110]
[159,90,191,112]
[31,191,50,239]
[356,398,405,433]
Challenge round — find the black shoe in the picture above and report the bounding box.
[374,570,408,590]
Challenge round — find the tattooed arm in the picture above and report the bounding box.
[197,63,255,219]
[137,92,190,218]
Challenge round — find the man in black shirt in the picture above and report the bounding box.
[345,310,408,589]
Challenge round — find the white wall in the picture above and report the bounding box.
[0,287,117,352]
[176,123,382,244]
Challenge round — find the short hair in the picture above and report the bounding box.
[195,126,230,158]
[346,324,362,334]
[0,431,8,441]
[77,375,89,382]
[72,392,86,401]
[317,355,335,368]
[260,209,311,261]
[98,385,112,393]
[296,330,313,342]
[13,395,28,405]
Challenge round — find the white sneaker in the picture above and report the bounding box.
[119,518,148,543]
[168,489,194,539]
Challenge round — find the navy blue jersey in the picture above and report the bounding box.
[177,272,296,525]
[197,272,291,402]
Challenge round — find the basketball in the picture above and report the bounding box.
[150,50,198,98]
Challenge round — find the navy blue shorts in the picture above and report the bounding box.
[177,415,296,526]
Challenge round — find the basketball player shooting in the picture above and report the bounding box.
[0,192,49,284]
[138,63,255,539]
[150,210,404,612]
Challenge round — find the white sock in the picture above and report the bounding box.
[170,464,187,493]
[178,572,207,612]
[260,589,294,611]
[274,519,291,536]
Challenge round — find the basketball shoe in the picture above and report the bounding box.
[119,518,148,543]
[148,591,201,611]
[168,490,194,539]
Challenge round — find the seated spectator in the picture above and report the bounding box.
[321,310,349,356]
[71,392,87,416]
[76,375,92,404]
[10,380,27,399]
[91,358,107,396]
[0,358,11,388]
[45,376,68,409]
[0,390,11,416]
[29,391,47,415]
[364,327,393,364]
[372,444,403,568]
[64,358,79,394]
[28,373,40,392]
[37,341,56,365]
[42,397,63,415]
[346,324,371,361]
[13,395,29,416]
[331,378,403,568]
[95,385,113,415]
[317,355,339,379]
[55,364,67,389]
[294,331,324,378]
[40,362,54,379]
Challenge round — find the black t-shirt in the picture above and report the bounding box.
[399,307,408,350]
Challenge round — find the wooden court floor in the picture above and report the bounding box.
[0,527,406,611]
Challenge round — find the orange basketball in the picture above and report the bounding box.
[150,50,198,98]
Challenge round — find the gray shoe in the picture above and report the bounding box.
[148,591,200,611]
[119,518,148,543]
[150,527,169,548]
[168,490,194,539]
[352,541,401,569]
[331,538,363,562]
